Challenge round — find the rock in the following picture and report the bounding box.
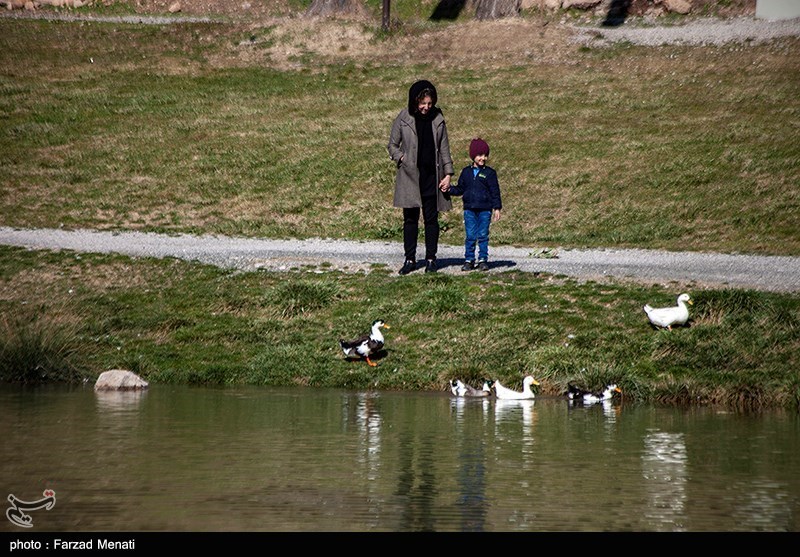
[168,1,181,13]
[94,369,149,391]
[522,0,563,9]
[562,0,602,9]
[664,0,692,14]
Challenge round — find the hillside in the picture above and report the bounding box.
[118,0,757,22]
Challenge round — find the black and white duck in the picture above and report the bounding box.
[339,320,390,367]
[567,383,622,404]
[450,379,492,397]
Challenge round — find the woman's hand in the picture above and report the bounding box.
[439,174,451,191]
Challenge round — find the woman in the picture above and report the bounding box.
[387,80,454,274]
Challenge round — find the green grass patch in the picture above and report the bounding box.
[1,246,798,410]
[0,304,87,384]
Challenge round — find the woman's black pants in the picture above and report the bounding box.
[403,195,439,262]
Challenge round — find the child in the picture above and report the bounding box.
[445,138,502,271]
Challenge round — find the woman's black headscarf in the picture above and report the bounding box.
[408,80,439,193]
[407,80,439,118]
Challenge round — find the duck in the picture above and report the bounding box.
[450,379,492,397]
[339,320,389,367]
[566,382,587,401]
[568,383,622,404]
[493,376,539,400]
[644,293,693,330]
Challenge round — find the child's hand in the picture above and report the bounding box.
[492,209,501,222]
[438,175,451,192]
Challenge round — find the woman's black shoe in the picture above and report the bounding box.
[399,260,416,275]
[425,259,438,273]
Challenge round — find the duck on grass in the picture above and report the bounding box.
[644,293,693,330]
[339,319,390,367]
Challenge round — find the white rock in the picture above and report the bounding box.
[94,369,149,391]
[664,0,692,14]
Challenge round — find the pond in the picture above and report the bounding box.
[1,384,798,532]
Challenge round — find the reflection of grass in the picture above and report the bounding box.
[3,245,799,410]
[0,307,85,384]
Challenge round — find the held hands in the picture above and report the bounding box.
[439,175,451,192]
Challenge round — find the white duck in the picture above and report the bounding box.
[450,379,492,397]
[493,376,539,400]
[568,383,622,404]
[339,319,389,367]
[644,293,693,330]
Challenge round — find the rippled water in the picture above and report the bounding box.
[1,385,798,532]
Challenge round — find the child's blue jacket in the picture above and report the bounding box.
[449,165,502,211]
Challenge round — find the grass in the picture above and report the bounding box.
[0,246,798,410]
[0,302,84,384]
[0,13,798,254]
[0,5,798,409]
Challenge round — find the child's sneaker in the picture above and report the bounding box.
[477,260,489,271]
[461,260,475,271]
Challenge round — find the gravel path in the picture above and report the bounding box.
[1,227,798,293]
[0,10,218,24]
[570,15,800,46]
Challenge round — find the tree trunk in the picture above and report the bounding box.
[474,0,521,20]
[306,0,368,17]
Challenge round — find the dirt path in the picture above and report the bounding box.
[1,227,798,293]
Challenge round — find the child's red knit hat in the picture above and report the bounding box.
[469,138,490,160]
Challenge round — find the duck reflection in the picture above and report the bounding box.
[495,397,535,418]
[450,395,491,420]
[494,399,536,436]
[492,398,537,472]
[352,393,382,480]
[602,399,620,422]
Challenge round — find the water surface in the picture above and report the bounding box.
[1,385,798,532]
